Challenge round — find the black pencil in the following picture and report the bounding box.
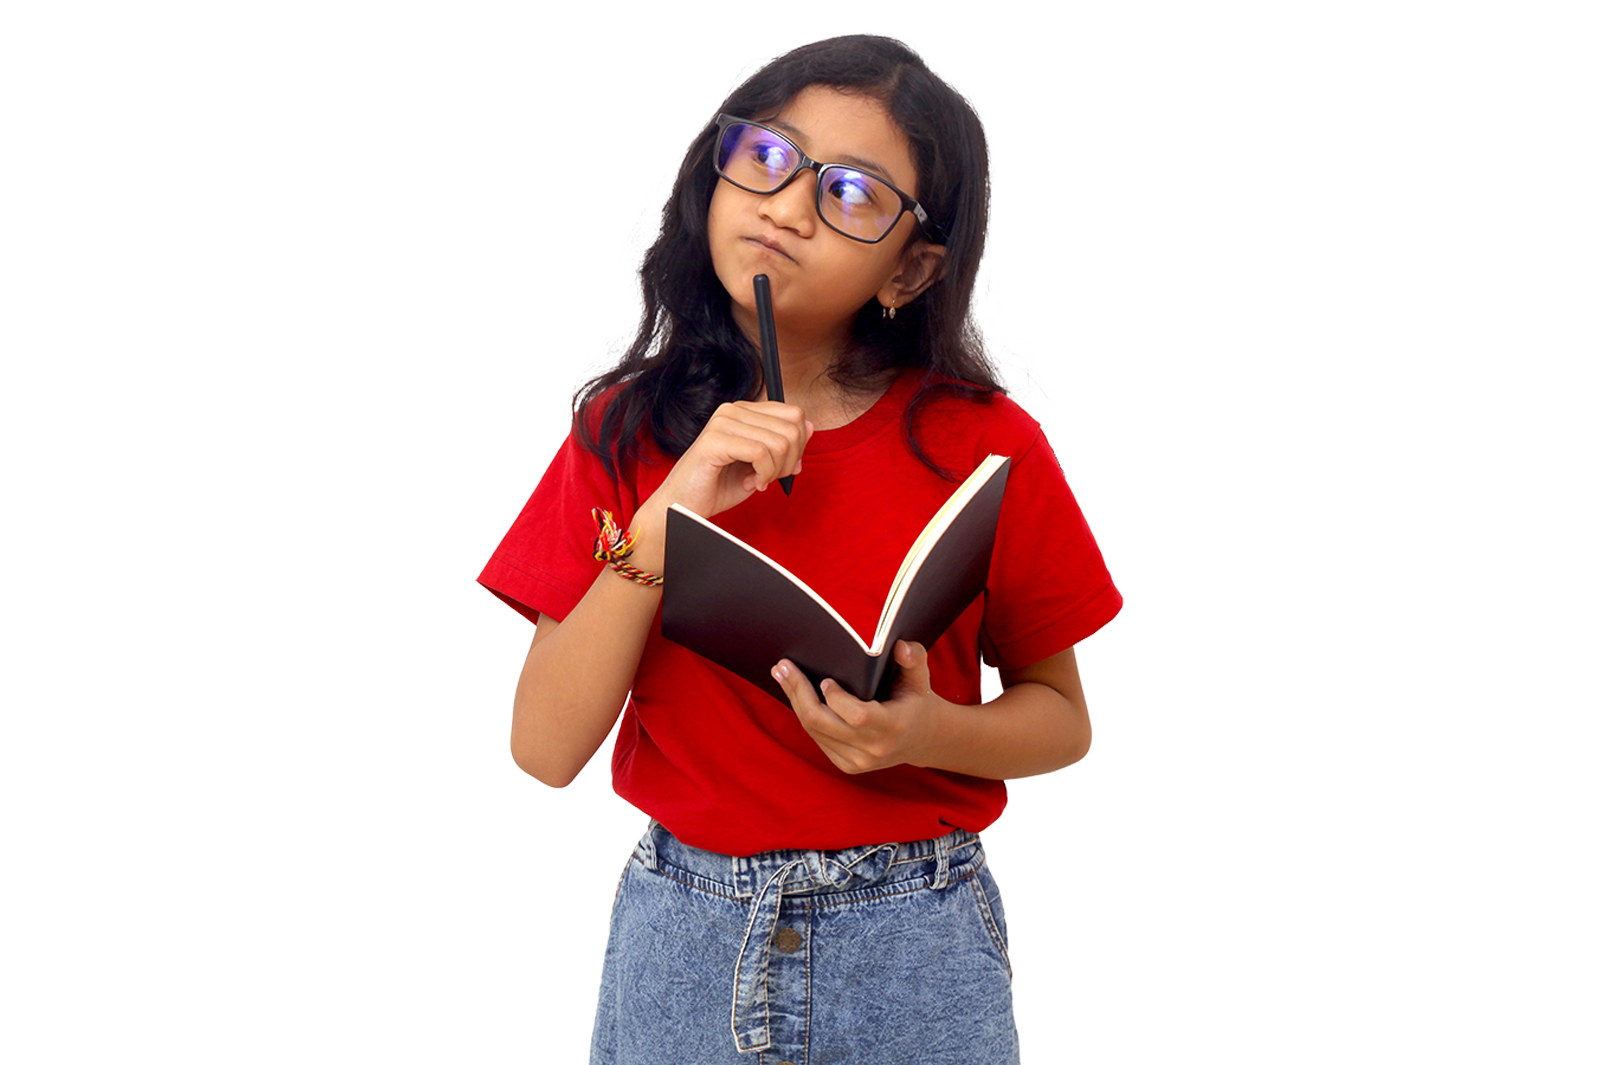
[752,274,793,496]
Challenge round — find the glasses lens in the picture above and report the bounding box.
[716,122,800,192]
[817,165,903,242]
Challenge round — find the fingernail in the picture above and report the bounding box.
[794,461,803,475]
[772,663,788,681]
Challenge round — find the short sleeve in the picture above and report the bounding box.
[980,426,1122,669]
[477,429,624,625]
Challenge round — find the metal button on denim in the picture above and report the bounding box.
[774,928,803,953]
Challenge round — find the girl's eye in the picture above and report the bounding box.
[825,171,881,211]
[748,140,796,175]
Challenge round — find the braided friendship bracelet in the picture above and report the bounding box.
[591,508,664,587]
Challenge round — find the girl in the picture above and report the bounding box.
[480,36,1121,1064]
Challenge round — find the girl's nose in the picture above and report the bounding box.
[758,171,817,236]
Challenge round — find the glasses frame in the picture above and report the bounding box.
[712,113,941,245]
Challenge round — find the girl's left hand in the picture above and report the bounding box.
[771,641,944,775]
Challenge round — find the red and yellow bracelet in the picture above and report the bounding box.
[591,508,664,587]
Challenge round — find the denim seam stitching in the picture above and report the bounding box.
[805,864,982,909]
[648,862,744,902]
[803,899,813,1065]
[887,837,980,867]
[648,857,982,905]
[969,875,1013,979]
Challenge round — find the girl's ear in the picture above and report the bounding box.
[878,241,948,310]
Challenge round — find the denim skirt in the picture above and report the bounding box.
[590,820,1020,1065]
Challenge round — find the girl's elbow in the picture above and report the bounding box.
[1063,706,1091,767]
[512,745,582,786]
[1062,729,1091,769]
[510,736,581,788]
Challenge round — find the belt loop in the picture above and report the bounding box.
[932,832,951,891]
[635,820,660,872]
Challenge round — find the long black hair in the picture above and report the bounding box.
[575,35,1002,479]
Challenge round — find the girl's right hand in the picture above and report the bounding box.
[666,400,813,515]
[628,400,812,572]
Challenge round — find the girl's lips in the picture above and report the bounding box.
[745,235,796,262]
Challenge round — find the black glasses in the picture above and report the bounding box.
[713,114,940,244]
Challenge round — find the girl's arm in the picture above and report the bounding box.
[771,641,1091,780]
[510,401,811,787]
[509,582,659,788]
[932,646,1092,778]
[480,582,537,687]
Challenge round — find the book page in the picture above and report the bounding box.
[869,454,1008,652]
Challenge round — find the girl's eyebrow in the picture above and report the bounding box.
[765,117,899,183]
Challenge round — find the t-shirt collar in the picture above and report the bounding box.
[800,370,921,456]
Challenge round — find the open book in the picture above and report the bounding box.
[661,455,1010,703]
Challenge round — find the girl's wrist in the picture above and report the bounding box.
[623,505,668,577]
[589,506,666,587]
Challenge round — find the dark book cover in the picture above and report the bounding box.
[662,456,1009,703]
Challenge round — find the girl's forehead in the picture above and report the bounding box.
[769,86,904,147]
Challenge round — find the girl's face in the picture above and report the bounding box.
[708,85,943,357]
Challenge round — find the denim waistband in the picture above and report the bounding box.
[632,821,987,1053]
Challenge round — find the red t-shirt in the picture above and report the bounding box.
[479,372,1121,855]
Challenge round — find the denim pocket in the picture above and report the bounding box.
[968,864,1014,979]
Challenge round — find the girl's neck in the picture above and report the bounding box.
[768,351,895,431]
[732,302,892,429]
